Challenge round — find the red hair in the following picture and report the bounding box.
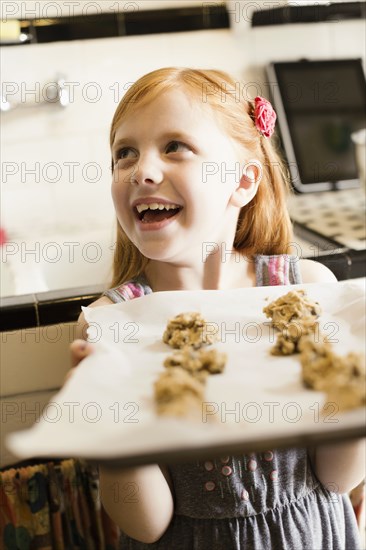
[109,67,293,288]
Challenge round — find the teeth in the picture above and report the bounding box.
[136,203,180,214]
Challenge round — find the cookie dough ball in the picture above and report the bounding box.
[270,318,319,356]
[164,347,202,372]
[299,338,339,390]
[163,312,219,349]
[199,348,227,374]
[154,366,205,418]
[300,337,365,395]
[324,381,366,412]
[164,347,227,379]
[263,289,321,331]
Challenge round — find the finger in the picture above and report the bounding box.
[70,339,94,368]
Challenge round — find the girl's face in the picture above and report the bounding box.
[111,88,249,264]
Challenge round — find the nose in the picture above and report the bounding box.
[132,153,164,186]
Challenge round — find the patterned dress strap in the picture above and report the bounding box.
[255,254,302,286]
[103,278,152,304]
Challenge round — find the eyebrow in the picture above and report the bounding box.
[112,131,194,153]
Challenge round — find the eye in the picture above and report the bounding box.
[165,141,190,154]
[116,147,137,161]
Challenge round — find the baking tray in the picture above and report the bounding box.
[6,280,366,467]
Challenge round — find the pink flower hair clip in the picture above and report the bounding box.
[253,96,277,138]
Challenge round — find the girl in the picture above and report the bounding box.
[70,68,364,549]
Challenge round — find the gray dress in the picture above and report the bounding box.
[103,255,361,550]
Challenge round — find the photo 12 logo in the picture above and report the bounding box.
[2,160,102,184]
[202,400,340,424]
[1,2,140,21]
[1,399,140,424]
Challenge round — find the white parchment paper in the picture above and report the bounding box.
[6,280,366,463]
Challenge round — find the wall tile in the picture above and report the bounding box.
[1,181,55,239]
[329,20,366,66]
[2,22,365,243]
[249,23,333,66]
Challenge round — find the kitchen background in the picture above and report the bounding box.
[0,2,365,545]
[1,0,365,299]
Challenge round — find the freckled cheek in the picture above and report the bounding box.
[111,171,127,198]
[111,166,134,191]
[111,183,130,224]
[111,185,120,212]
[111,177,120,196]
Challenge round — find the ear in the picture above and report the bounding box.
[229,160,262,208]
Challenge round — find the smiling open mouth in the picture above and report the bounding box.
[135,203,182,224]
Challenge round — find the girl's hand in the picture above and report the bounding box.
[65,296,113,383]
[66,296,113,382]
[64,339,95,382]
